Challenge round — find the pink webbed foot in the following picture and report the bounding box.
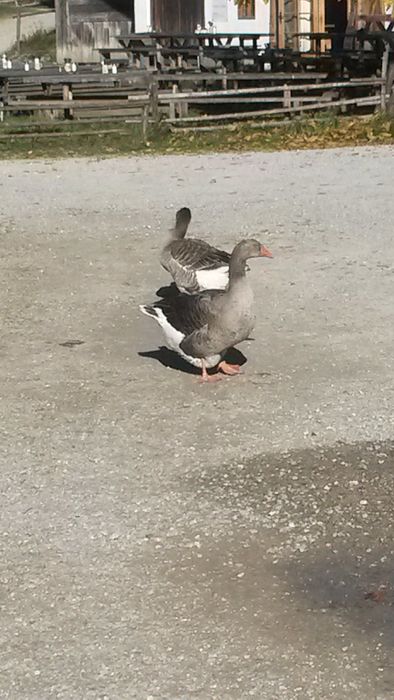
[218,360,241,376]
[198,360,223,384]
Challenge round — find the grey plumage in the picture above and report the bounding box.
[141,239,273,378]
[160,207,233,294]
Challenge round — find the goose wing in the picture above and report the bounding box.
[170,238,231,272]
[149,289,222,337]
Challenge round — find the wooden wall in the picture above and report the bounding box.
[270,0,389,48]
[151,0,204,33]
[55,0,134,63]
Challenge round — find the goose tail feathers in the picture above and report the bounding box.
[139,304,159,319]
[169,207,192,239]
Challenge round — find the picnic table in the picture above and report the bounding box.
[294,31,355,54]
[97,32,272,72]
[116,32,271,51]
[295,22,394,56]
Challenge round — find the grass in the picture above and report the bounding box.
[9,28,56,60]
[0,2,16,19]
[0,1,53,20]
[0,112,393,160]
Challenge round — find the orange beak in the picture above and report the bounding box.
[260,245,273,258]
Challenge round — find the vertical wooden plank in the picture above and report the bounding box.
[270,0,277,46]
[149,78,159,123]
[15,1,21,54]
[381,43,390,110]
[169,84,177,119]
[311,0,318,32]
[291,0,300,51]
[0,78,8,121]
[55,0,68,63]
[318,0,325,32]
[180,100,189,118]
[63,83,73,120]
[283,84,291,108]
[142,104,149,142]
[2,78,9,104]
[221,66,228,90]
[277,0,285,48]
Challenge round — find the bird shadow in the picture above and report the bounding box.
[155,283,180,299]
[138,346,247,376]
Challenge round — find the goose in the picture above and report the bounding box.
[141,239,273,382]
[160,207,242,294]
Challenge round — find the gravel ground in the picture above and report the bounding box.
[1,146,394,699]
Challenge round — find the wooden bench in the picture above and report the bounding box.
[96,47,133,59]
[97,44,201,70]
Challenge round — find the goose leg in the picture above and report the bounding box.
[218,360,241,376]
[199,359,222,383]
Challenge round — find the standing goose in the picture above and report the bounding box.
[141,239,273,382]
[160,207,237,294]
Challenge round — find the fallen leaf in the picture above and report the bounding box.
[364,588,386,603]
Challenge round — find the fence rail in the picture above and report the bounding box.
[0,69,390,133]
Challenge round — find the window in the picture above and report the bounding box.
[237,0,255,19]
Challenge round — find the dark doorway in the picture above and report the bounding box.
[325,0,348,52]
[151,0,204,33]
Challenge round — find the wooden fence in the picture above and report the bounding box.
[0,70,390,134]
[152,78,384,125]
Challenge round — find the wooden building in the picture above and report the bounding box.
[55,0,270,63]
[56,0,133,63]
[55,0,389,63]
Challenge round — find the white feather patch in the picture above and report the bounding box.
[195,266,229,291]
[143,306,220,369]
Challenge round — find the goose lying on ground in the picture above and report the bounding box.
[160,207,244,294]
[141,239,273,382]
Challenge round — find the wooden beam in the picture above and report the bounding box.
[277,0,285,47]
[311,0,324,33]
[270,0,277,46]
[55,0,70,64]
[165,94,380,123]
[270,0,285,48]
[292,0,300,50]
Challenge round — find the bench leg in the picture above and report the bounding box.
[1,79,9,121]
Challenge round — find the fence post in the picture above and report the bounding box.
[62,83,73,119]
[283,84,291,109]
[149,77,159,124]
[221,66,227,90]
[142,104,149,142]
[180,96,188,118]
[380,44,390,111]
[15,0,21,54]
[169,84,177,120]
